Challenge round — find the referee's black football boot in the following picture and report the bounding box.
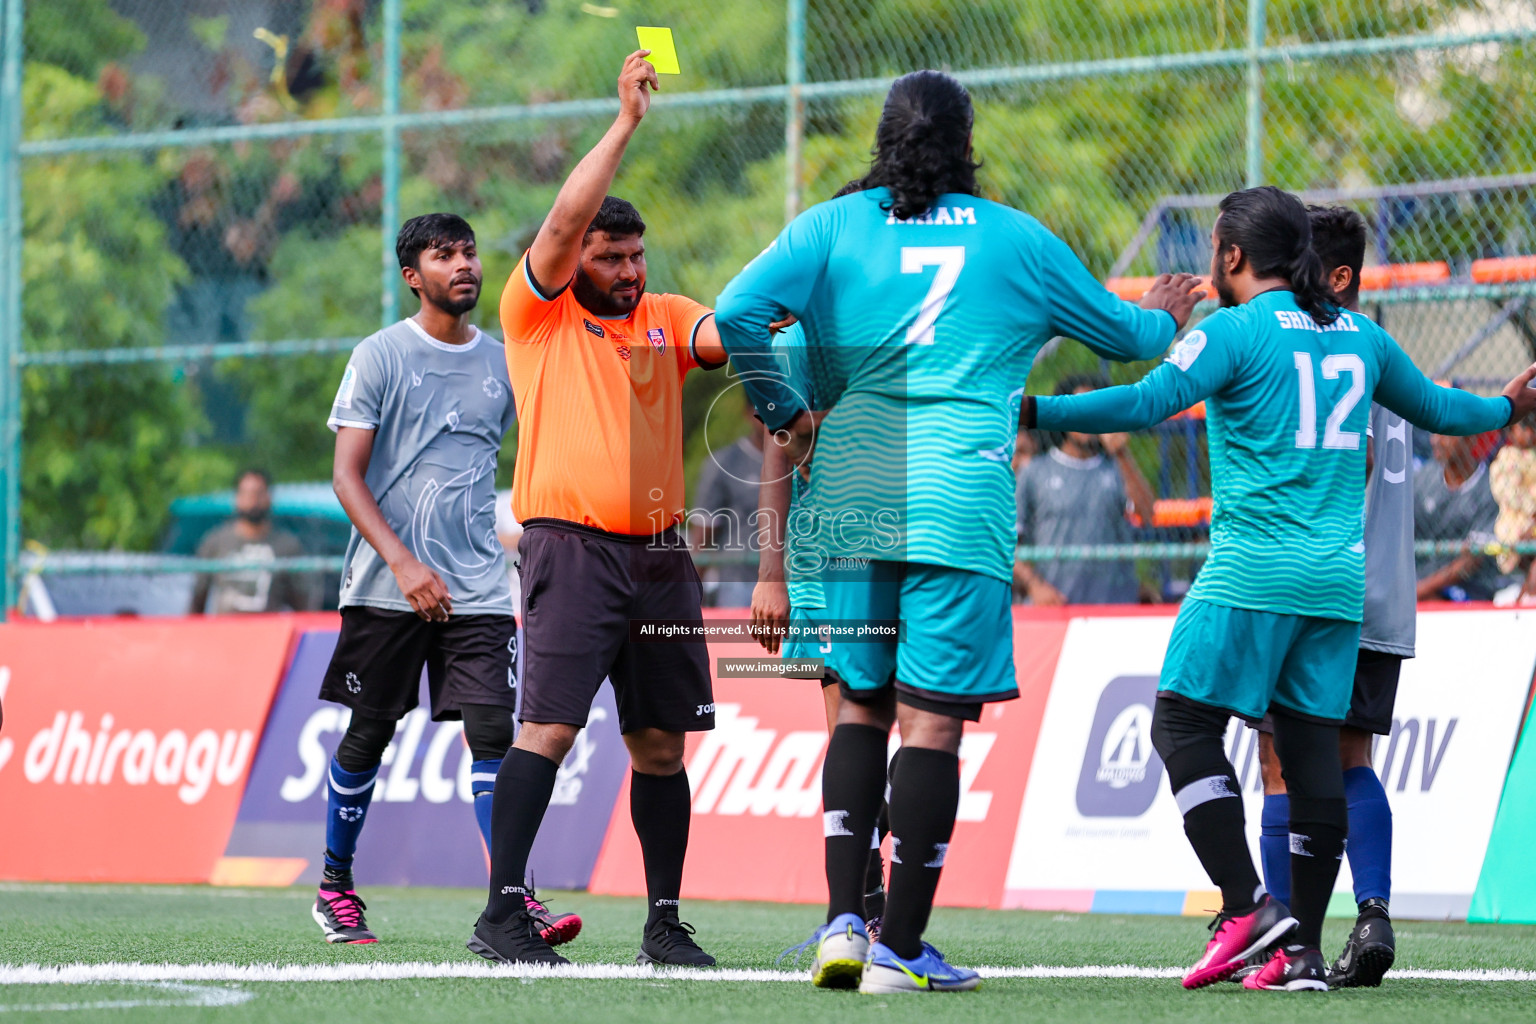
[467,909,569,966]
[1327,899,1395,988]
[636,917,717,967]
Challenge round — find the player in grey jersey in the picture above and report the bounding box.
[1241,205,1410,988]
[311,214,577,947]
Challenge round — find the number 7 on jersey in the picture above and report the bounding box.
[901,246,965,345]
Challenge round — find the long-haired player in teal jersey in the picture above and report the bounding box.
[750,183,895,943]
[1026,185,1536,993]
[716,70,1203,993]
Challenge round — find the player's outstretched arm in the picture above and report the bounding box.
[333,426,452,622]
[1028,325,1234,434]
[526,51,658,292]
[1039,232,1200,362]
[1374,334,1532,434]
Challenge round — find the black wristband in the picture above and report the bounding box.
[1022,395,1038,430]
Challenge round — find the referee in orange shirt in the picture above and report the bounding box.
[468,51,731,967]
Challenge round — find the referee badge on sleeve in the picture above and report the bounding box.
[647,328,666,354]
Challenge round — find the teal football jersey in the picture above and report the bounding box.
[716,187,1177,583]
[1035,290,1512,620]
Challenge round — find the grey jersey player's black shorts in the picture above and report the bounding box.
[320,607,518,722]
[1250,647,1403,736]
[516,519,714,734]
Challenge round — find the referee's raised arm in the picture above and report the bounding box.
[527,51,659,292]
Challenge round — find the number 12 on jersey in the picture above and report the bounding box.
[1293,351,1365,450]
[901,246,965,345]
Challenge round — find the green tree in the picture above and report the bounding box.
[20,65,228,549]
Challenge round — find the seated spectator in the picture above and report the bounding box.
[1014,374,1156,606]
[691,406,765,608]
[189,469,315,613]
[1491,412,1536,602]
[1415,434,1503,601]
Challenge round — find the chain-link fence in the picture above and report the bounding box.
[2,1,1535,613]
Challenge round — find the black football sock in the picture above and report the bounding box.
[1287,798,1347,948]
[483,747,559,924]
[631,768,692,929]
[1271,712,1348,949]
[1152,698,1262,914]
[822,723,889,923]
[880,746,960,960]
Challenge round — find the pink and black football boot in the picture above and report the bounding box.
[312,886,377,944]
[1242,944,1329,992]
[1183,895,1297,989]
[525,888,582,947]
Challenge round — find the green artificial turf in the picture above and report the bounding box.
[3,885,1535,1023]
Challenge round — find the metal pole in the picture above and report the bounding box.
[0,0,24,619]
[784,0,805,222]
[380,0,401,327]
[1245,0,1268,186]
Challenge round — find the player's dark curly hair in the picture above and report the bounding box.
[395,213,474,273]
[856,70,979,222]
[585,195,646,241]
[1216,186,1339,326]
[1307,204,1368,307]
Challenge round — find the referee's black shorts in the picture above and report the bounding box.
[517,518,714,734]
[319,606,519,722]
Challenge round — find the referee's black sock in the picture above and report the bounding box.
[483,747,558,925]
[881,746,960,960]
[631,768,692,930]
[822,724,889,923]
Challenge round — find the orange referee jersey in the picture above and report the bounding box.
[501,252,717,535]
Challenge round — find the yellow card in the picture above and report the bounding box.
[636,26,680,74]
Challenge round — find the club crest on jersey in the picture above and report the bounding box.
[647,328,666,354]
[584,319,604,338]
[617,344,631,361]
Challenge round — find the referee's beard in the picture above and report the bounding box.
[573,267,645,317]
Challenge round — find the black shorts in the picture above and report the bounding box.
[518,519,714,734]
[319,607,518,722]
[1249,647,1403,736]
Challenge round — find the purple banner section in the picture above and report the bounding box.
[226,630,627,890]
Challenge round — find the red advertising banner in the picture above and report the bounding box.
[587,610,1068,909]
[0,617,296,883]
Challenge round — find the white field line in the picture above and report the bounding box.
[0,981,253,1013]
[4,962,1536,985]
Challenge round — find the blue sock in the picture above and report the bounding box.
[323,757,379,877]
[471,758,501,853]
[1344,765,1393,906]
[1260,793,1291,908]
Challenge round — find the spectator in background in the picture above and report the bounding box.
[1014,374,1156,606]
[691,406,765,607]
[1415,433,1503,601]
[190,469,315,614]
[1490,412,1536,603]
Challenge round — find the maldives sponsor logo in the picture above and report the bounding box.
[647,328,666,353]
[687,704,995,820]
[1075,675,1164,818]
[617,344,631,361]
[17,709,255,806]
